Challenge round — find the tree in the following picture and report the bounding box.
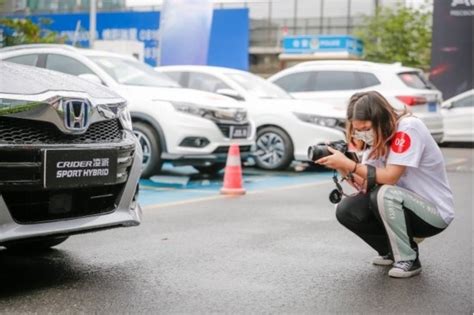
[0,17,65,46]
[354,4,432,70]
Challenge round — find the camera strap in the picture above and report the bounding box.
[366,164,377,192]
[332,171,360,198]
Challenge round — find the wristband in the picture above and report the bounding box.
[351,161,358,173]
[366,164,377,192]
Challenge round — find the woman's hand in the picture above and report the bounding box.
[315,146,355,172]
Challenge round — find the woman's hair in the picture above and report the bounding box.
[346,91,408,159]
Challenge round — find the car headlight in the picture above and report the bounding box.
[293,112,339,128]
[171,102,213,117]
[119,106,133,131]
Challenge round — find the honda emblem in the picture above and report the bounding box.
[62,99,91,132]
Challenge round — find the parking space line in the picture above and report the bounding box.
[143,180,332,210]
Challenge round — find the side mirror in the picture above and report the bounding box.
[78,73,103,85]
[216,88,245,101]
[442,102,453,109]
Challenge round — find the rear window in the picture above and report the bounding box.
[398,72,433,89]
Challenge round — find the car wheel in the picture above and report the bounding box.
[254,126,293,170]
[194,163,226,175]
[4,236,69,252]
[133,122,163,178]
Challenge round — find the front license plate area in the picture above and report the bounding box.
[43,149,118,189]
[230,126,248,139]
[428,102,437,112]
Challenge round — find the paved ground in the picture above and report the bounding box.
[0,148,472,314]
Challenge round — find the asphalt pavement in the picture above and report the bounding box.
[0,148,472,314]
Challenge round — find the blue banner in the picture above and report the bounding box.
[3,9,249,69]
[159,0,213,66]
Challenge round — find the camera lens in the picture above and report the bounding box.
[329,189,342,204]
[307,145,331,161]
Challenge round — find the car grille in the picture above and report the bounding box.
[2,184,125,224]
[213,145,252,154]
[215,122,250,138]
[0,117,123,144]
[0,147,135,189]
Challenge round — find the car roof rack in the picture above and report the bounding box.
[0,44,78,52]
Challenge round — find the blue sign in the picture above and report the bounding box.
[3,8,249,70]
[282,35,363,57]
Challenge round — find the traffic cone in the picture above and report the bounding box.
[220,144,246,195]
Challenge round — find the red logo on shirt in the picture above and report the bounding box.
[391,132,411,153]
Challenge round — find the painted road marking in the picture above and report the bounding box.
[139,166,333,207]
[143,179,333,210]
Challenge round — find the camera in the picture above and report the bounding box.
[307,140,360,204]
[307,140,358,162]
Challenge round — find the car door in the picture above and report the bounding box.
[443,92,474,141]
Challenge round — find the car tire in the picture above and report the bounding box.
[4,236,69,252]
[133,121,163,178]
[254,126,293,170]
[194,163,226,176]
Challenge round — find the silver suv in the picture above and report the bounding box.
[0,61,142,251]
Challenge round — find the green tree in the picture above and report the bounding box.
[354,4,432,70]
[0,18,65,46]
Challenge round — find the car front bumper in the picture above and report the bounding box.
[0,130,143,245]
[162,114,256,165]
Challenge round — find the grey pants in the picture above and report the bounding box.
[336,185,448,262]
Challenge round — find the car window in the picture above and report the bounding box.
[46,54,94,76]
[398,72,433,89]
[187,72,230,93]
[313,71,361,91]
[358,72,381,88]
[5,54,39,66]
[272,72,314,93]
[227,72,291,99]
[453,94,474,108]
[163,71,182,84]
[90,56,180,88]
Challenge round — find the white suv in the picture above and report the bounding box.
[0,45,255,177]
[156,65,346,170]
[268,60,444,142]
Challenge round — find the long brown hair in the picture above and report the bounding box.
[346,91,408,159]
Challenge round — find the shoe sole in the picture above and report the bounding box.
[388,267,422,278]
[372,259,394,266]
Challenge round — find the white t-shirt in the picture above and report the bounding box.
[362,116,455,225]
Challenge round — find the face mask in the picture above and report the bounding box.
[354,129,375,146]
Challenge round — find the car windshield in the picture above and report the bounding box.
[90,56,181,88]
[226,72,292,99]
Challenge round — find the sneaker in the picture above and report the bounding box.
[372,254,394,266]
[388,259,422,278]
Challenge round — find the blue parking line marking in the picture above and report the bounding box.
[138,166,332,207]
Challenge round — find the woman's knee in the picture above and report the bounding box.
[335,194,367,225]
[369,185,393,207]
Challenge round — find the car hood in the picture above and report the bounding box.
[118,85,245,109]
[0,61,120,99]
[253,98,346,118]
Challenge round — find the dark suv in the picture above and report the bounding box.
[0,61,142,250]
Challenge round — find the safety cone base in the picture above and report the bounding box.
[220,187,246,195]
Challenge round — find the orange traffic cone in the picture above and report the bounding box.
[220,144,246,195]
